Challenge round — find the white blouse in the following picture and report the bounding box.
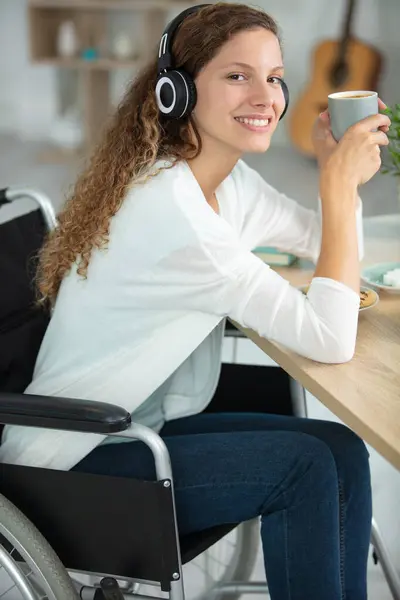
[0,158,363,470]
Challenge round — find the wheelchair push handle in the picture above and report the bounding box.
[0,186,57,230]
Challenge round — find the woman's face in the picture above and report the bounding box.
[193,28,285,158]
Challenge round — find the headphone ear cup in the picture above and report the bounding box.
[155,69,197,119]
[178,70,197,118]
[279,79,290,120]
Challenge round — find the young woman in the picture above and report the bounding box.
[0,3,390,599]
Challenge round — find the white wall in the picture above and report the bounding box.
[0,0,399,144]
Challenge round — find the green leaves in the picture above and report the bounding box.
[381,103,400,178]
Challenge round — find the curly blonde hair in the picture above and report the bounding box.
[37,2,281,306]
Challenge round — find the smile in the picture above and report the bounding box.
[234,116,272,132]
[234,117,271,126]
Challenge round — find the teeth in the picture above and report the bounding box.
[235,117,270,127]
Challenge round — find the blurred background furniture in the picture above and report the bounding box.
[27,0,197,160]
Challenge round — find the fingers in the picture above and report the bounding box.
[378,98,388,111]
[378,99,390,131]
[370,130,390,146]
[354,112,391,132]
[316,110,335,141]
[319,110,330,122]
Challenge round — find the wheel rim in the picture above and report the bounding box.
[0,544,38,600]
[0,526,57,600]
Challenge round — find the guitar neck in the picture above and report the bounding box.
[337,0,357,62]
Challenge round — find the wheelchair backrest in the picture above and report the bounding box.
[0,208,50,394]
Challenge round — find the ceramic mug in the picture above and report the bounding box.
[328,90,379,141]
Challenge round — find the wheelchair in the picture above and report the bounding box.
[0,186,399,600]
[0,186,263,600]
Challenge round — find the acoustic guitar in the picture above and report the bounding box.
[288,0,383,157]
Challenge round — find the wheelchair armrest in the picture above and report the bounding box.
[0,392,131,434]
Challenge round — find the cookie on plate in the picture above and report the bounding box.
[359,288,377,309]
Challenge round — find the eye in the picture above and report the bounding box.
[227,73,247,81]
[268,76,283,85]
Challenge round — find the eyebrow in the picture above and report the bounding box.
[220,62,284,72]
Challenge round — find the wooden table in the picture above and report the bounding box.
[234,214,400,470]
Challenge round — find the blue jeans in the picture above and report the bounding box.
[73,412,372,600]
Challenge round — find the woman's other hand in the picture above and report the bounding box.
[312,110,337,169]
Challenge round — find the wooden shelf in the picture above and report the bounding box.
[29,0,196,10]
[32,57,145,69]
[27,0,196,160]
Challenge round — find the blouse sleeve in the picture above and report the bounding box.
[234,160,364,264]
[155,225,360,365]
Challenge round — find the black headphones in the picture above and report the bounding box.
[155,3,290,121]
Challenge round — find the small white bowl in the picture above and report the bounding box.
[361,262,400,294]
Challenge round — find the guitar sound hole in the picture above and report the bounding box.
[330,62,349,87]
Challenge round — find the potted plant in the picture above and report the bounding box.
[381,103,400,204]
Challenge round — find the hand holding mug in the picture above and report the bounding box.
[313,92,390,182]
[324,110,391,188]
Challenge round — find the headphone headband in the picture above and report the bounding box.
[157,4,210,73]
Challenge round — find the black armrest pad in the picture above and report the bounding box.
[0,392,131,434]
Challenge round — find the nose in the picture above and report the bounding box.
[249,79,274,109]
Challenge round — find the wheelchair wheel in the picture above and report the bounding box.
[183,518,260,600]
[0,492,79,599]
